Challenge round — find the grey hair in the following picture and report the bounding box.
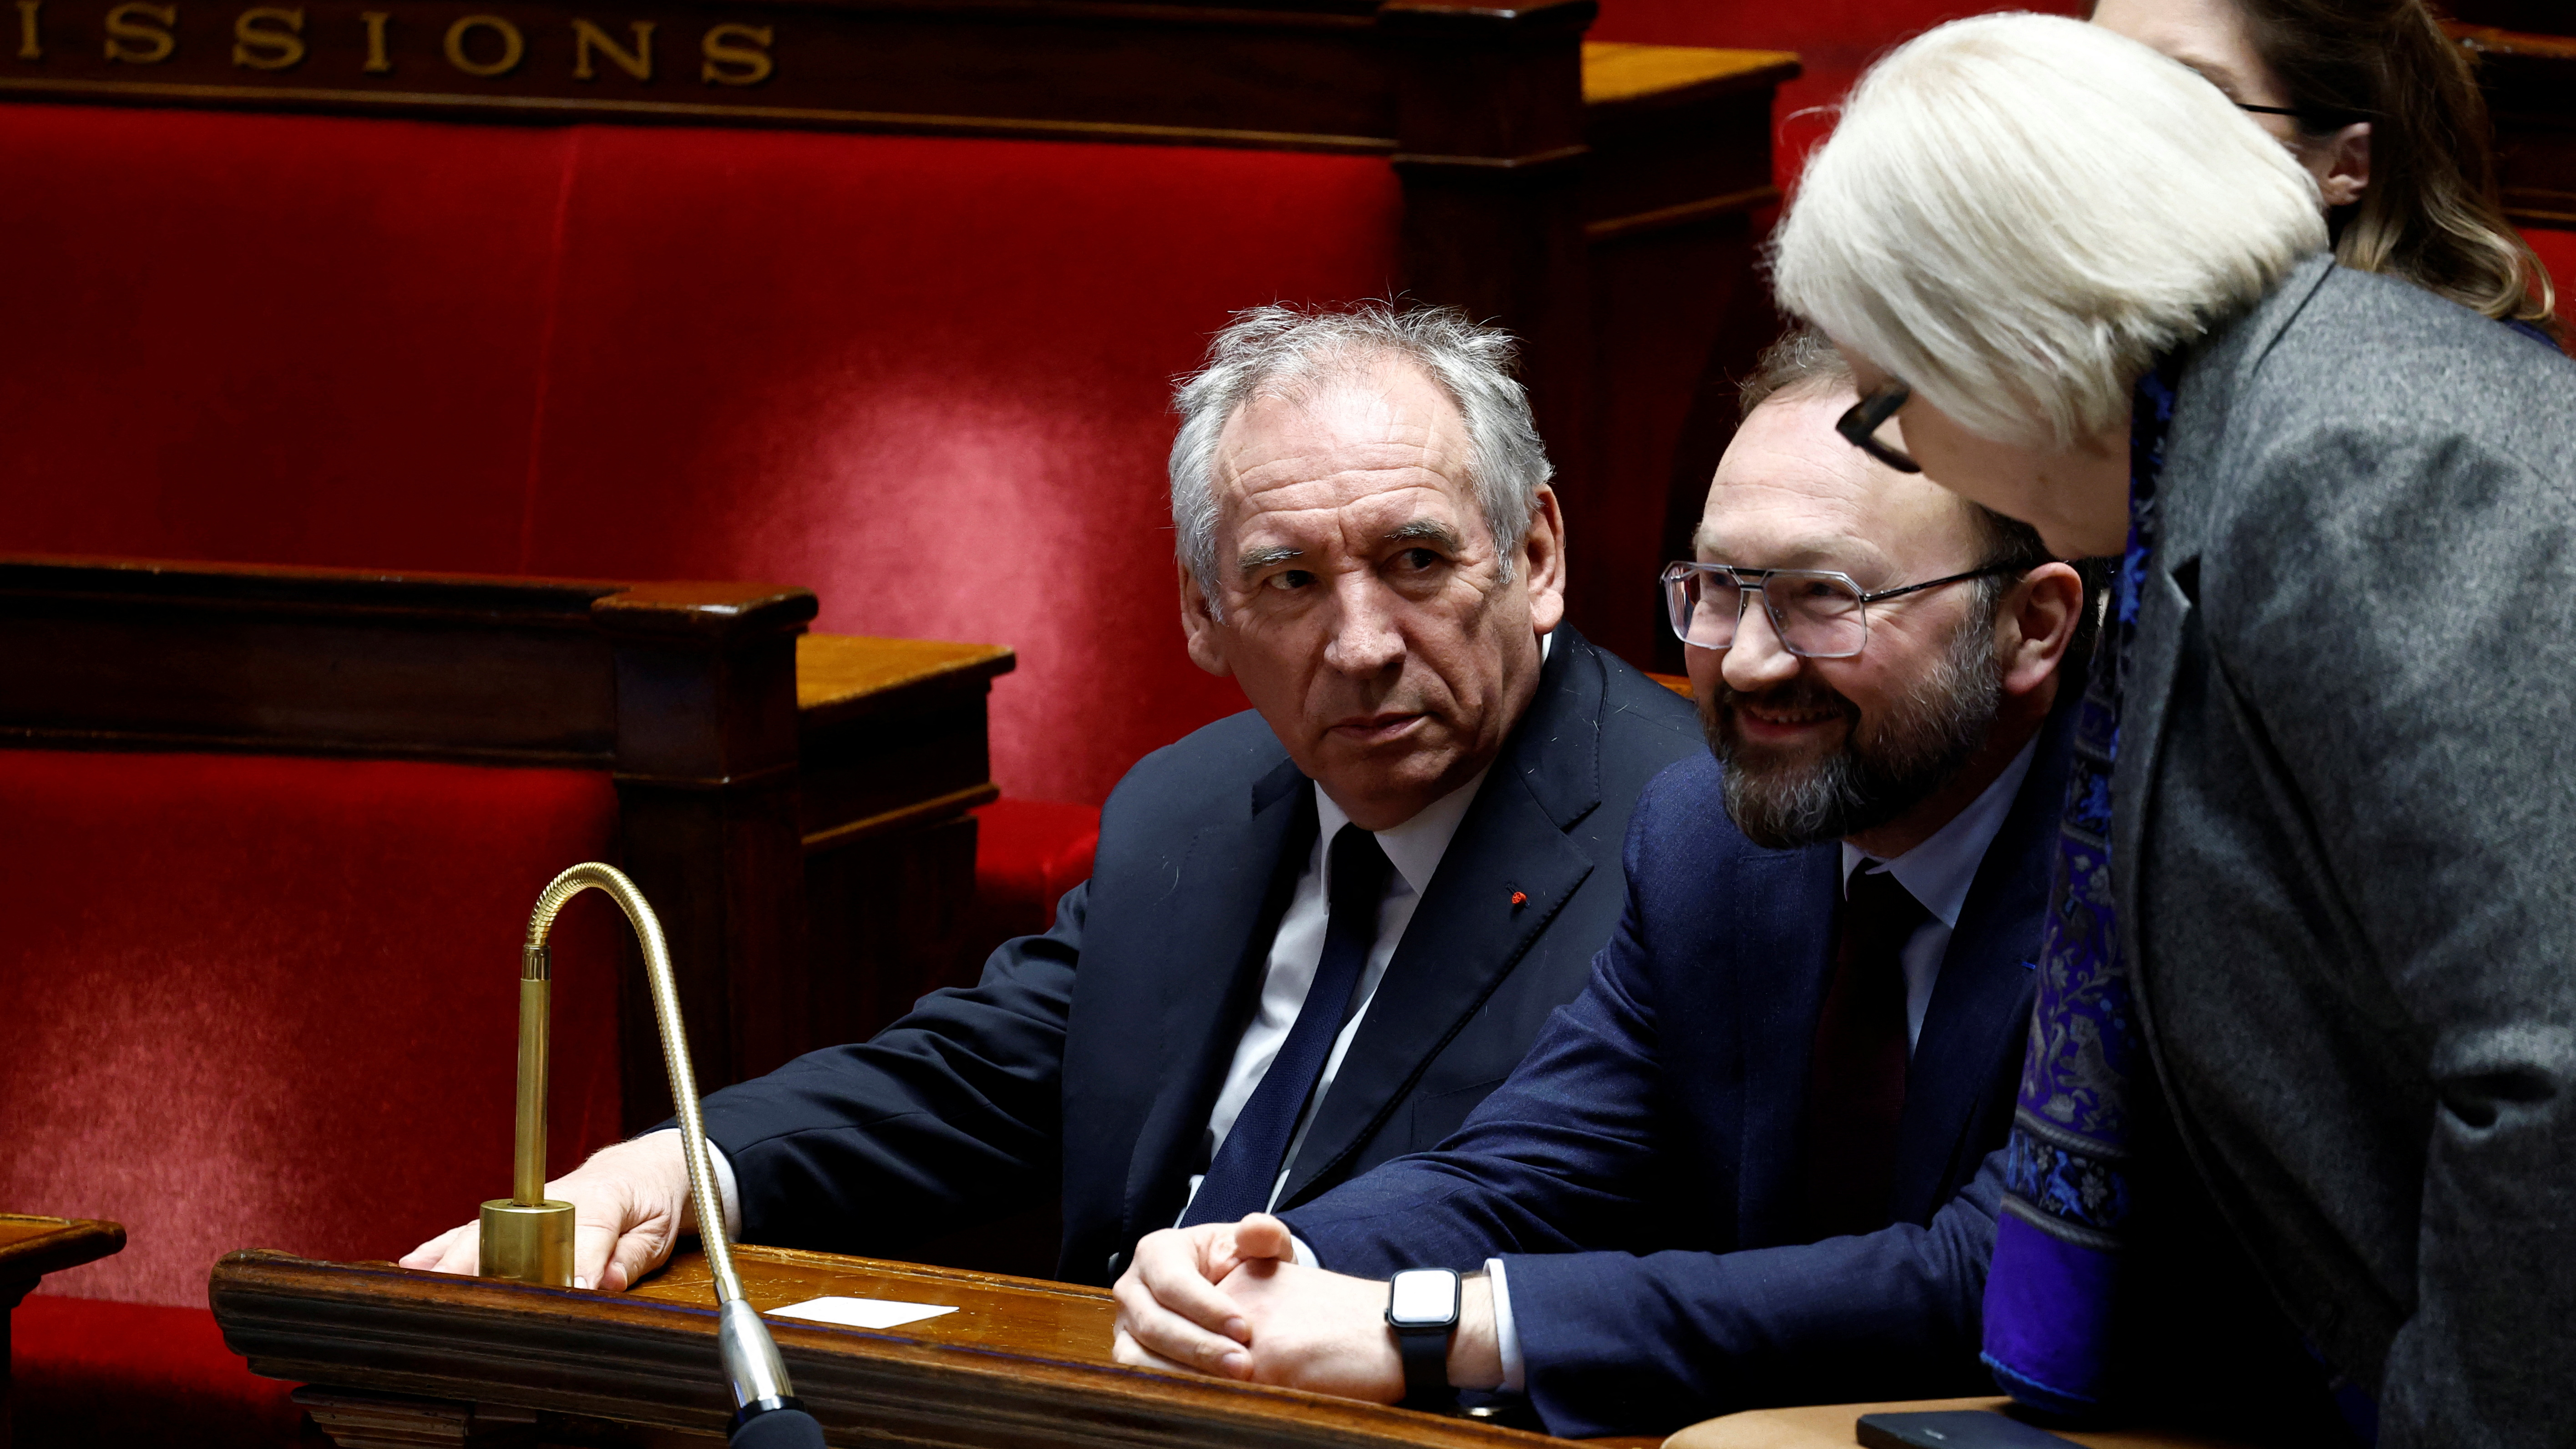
[1168,302,1552,616]
[1772,13,2327,449]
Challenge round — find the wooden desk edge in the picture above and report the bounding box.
[0,1213,127,1283]
[797,633,1018,724]
[213,1248,1579,1449]
[1662,1396,2272,1449]
[1583,43,1803,107]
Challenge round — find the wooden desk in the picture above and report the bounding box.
[1667,1396,2264,1449]
[212,1242,2271,1449]
[795,634,1018,1050]
[1,1213,125,1444]
[214,1244,1638,1449]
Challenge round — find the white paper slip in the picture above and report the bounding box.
[767,1296,958,1331]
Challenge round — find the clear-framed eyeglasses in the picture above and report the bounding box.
[1659,560,2021,659]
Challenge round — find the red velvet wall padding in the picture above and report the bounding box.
[520,127,1403,805]
[0,106,1403,806]
[0,106,569,574]
[0,750,622,1307]
[2522,227,2576,328]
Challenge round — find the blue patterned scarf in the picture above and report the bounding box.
[1979,363,2178,1416]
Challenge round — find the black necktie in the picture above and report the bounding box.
[1180,823,1396,1227]
[1799,864,1930,1239]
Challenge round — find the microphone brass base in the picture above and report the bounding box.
[479,1199,576,1287]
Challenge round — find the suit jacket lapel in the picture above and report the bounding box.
[1889,689,2081,1223]
[1118,760,1315,1239]
[2115,255,2331,976]
[1273,628,1609,1206]
[1732,842,1842,1247]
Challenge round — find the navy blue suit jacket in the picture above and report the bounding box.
[1282,694,2077,1436]
[694,626,1702,1285]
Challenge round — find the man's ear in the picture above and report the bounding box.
[1518,486,1568,637]
[1179,556,1234,678]
[1997,561,2083,698]
[2316,121,2370,209]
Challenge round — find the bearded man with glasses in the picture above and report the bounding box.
[1111,329,2099,1435]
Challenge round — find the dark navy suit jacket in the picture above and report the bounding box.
[1282,693,2078,1437]
[695,626,1702,1285]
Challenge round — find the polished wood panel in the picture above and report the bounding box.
[796,634,1012,845]
[0,1214,127,1285]
[1579,45,1792,236]
[1,1213,126,1449]
[0,555,629,764]
[213,1246,1602,1447]
[1666,1396,2264,1449]
[0,555,1009,1132]
[0,0,1401,148]
[2454,22,2576,228]
[795,634,1015,1070]
[798,635,1017,723]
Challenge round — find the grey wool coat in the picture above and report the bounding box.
[2121,254,2576,1448]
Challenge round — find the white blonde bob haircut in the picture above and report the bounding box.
[1773,13,2329,449]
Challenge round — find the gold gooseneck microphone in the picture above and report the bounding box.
[480,863,804,1432]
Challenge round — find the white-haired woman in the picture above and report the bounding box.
[1772,15,2575,1448]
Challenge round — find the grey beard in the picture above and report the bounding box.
[1707,612,2004,851]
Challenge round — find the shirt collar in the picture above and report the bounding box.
[1305,628,1545,897]
[1315,764,1491,899]
[1840,735,2040,928]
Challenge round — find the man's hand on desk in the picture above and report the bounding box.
[397,1135,694,1292]
[1110,1215,1501,1403]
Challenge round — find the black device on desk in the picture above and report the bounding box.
[1858,1410,2085,1449]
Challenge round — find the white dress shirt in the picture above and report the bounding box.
[1840,734,2038,1053]
[1177,765,1490,1221]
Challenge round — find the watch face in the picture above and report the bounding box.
[1388,1269,1459,1327]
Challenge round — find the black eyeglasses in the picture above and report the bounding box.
[2236,100,2372,126]
[1836,380,1920,474]
[1660,561,2022,659]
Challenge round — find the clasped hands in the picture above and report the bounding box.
[404,1149,1499,1408]
[1109,1213,1503,1403]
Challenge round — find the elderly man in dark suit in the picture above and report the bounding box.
[1109,330,2091,1436]
[402,303,1701,1292]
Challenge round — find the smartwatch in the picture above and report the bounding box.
[1385,1267,1462,1410]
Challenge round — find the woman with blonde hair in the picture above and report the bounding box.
[2095,0,2560,345]
[1772,15,2576,1446]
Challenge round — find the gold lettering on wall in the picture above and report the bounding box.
[699,21,768,86]
[358,8,388,70]
[102,1,174,62]
[231,5,301,68]
[441,12,517,76]
[570,17,648,81]
[13,0,37,59]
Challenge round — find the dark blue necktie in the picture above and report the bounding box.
[1180,822,1395,1227]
